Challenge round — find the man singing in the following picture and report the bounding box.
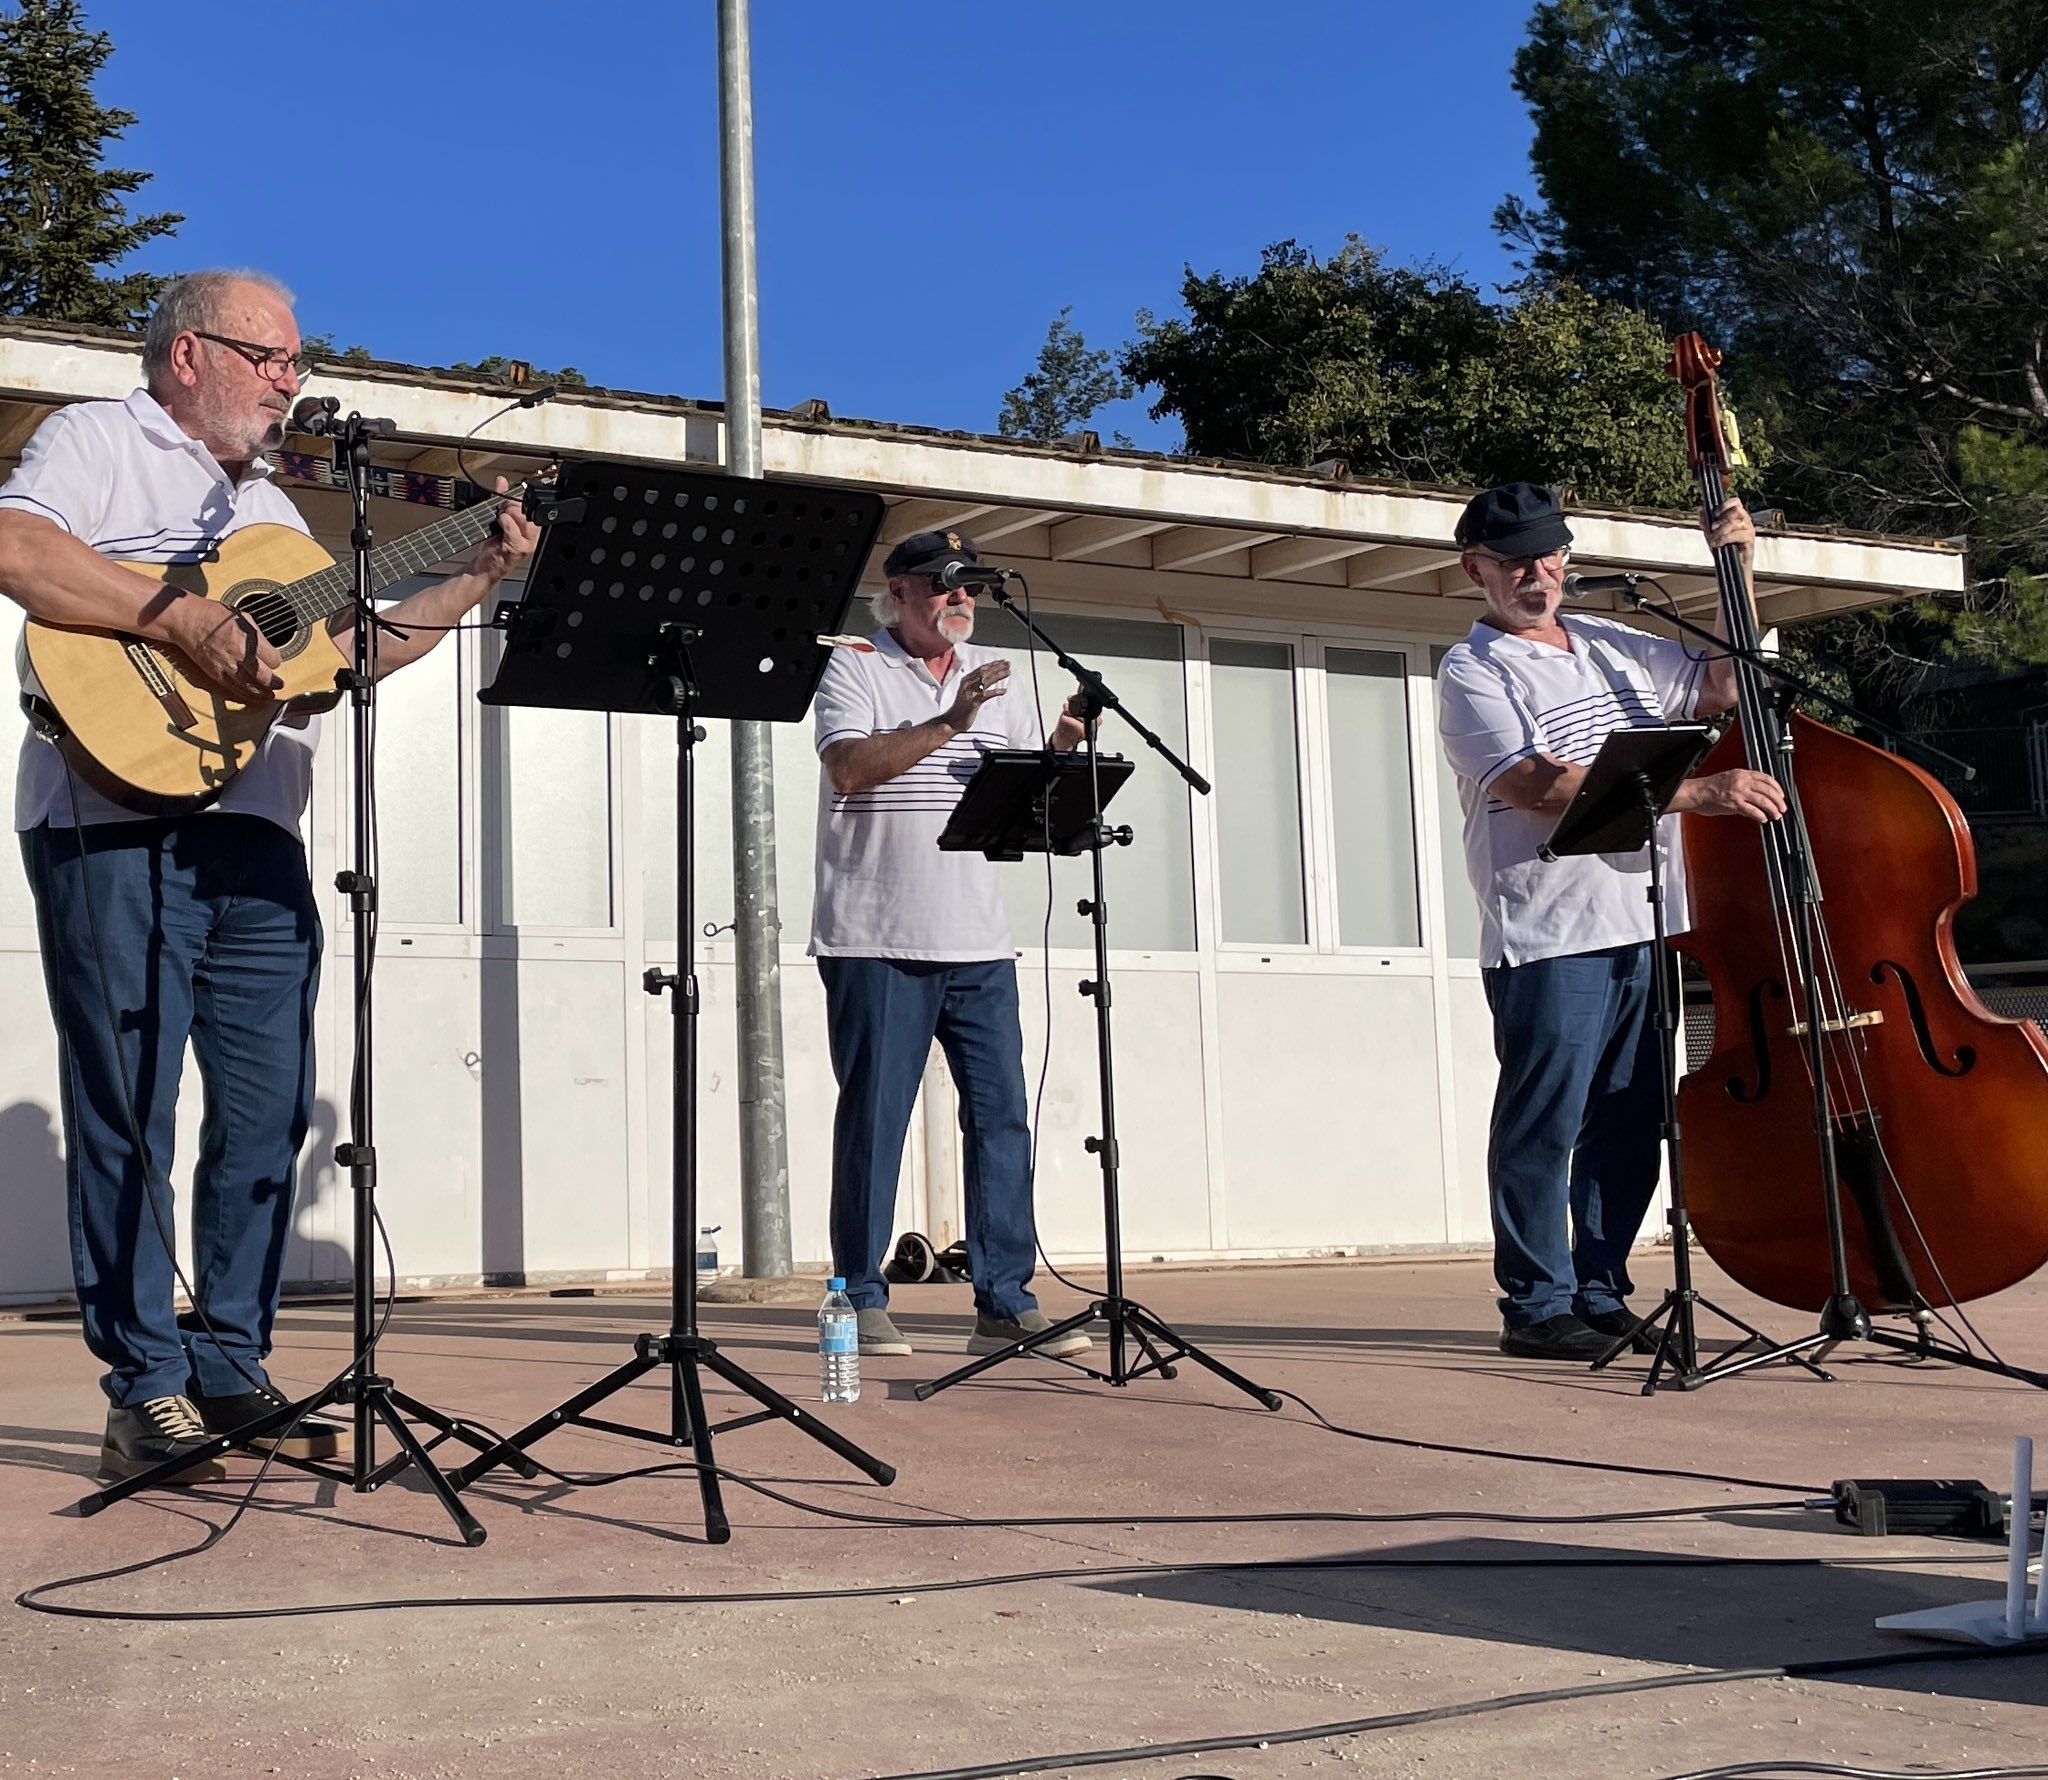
[0,270,538,1477]
[1436,482,1784,1360]
[810,529,1090,1359]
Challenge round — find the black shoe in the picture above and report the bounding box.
[191,1382,350,1460]
[1580,1308,1660,1355]
[100,1395,228,1482]
[1498,1314,1613,1361]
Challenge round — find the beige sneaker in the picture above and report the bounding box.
[967,1309,1092,1360]
[857,1308,913,1356]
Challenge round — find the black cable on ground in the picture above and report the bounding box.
[1664,1764,2048,1780]
[15,1541,1996,1625]
[859,1644,2048,1780]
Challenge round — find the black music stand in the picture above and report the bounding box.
[1541,725,1814,1391]
[915,598,1281,1413]
[937,748,1135,860]
[445,461,896,1540]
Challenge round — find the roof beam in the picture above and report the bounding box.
[0,399,54,456]
[1151,525,1276,571]
[404,445,503,477]
[1048,513,1174,560]
[877,496,1001,545]
[969,506,1059,544]
[1249,535,1382,581]
[1350,546,1462,590]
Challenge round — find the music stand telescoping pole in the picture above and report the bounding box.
[442,462,896,1542]
[80,411,507,1543]
[1539,724,1824,1393]
[915,580,1282,1412]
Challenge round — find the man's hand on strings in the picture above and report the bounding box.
[1672,767,1787,824]
[1702,497,1755,570]
[473,475,541,581]
[172,597,282,704]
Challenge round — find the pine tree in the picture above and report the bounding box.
[999,308,1131,442]
[0,0,179,326]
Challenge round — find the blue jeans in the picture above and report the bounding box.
[818,956,1037,1319]
[1482,943,1663,1329]
[22,816,322,1408]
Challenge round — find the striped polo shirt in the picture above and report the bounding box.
[809,627,1044,961]
[1437,612,1706,968]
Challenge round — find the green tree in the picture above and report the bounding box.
[1499,0,2048,701]
[998,307,1130,441]
[0,0,178,326]
[1121,238,1734,507]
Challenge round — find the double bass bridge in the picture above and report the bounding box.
[1788,1010,1884,1038]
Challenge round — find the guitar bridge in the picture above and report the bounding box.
[122,640,199,732]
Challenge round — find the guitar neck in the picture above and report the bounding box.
[293,493,510,624]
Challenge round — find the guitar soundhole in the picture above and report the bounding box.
[228,582,306,656]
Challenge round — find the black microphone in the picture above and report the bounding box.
[933,559,1013,591]
[1561,571,1646,599]
[289,395,341,434]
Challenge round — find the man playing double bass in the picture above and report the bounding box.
[1436,482,1786,1361]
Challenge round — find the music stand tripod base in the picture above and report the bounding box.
[912,677,1279,1412]
[1539,725,1826,1395]
[446,462,896,1540]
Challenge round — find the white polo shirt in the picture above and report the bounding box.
[1437,612,1706,969]
[810,629,1045,962]
[2,389,320,835]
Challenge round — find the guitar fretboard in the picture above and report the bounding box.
[278,496,511,625]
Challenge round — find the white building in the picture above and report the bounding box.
[0,319,1965,1302]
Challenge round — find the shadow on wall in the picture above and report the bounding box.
[1,1095,359,1303]
[0,1100,69,1301]
[287,1094,355,1293]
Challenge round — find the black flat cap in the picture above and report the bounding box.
[1454,482,1573,557]
[883,528,979,578]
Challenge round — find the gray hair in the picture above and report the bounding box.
[867,578,904,629]
[142,270,296,388]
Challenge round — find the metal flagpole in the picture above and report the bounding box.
[718,0,793,1277]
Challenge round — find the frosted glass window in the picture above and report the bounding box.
[984,613,1196,952]
[1326,648,1421,948]
[1430,645,1483,959]
[494,632,614,929]
[640,714,732,945]
[357,580,462,925]
[1209,638,1307,946]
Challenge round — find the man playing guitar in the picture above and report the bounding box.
[0,270,538,1480]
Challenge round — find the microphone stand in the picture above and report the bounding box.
[916,578,1281,1411]
[1619,579,2048,1395]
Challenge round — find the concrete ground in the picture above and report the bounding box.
[3,1255,2045,1780]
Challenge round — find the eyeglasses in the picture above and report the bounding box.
[1469,546,1569,573]
[191,330,313,382]
[922,576,978,596]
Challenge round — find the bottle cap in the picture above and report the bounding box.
[826,1276,846,1291]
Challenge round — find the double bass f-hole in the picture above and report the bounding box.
[1730,978,1783,1103]
[1869,961,1977,1078]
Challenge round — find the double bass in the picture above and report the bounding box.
[1669,334,2048,1317]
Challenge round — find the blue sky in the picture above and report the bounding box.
[88,1,1542,451]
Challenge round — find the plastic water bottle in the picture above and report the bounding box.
[695,1225,721,1282]
[819,1277,859,1404]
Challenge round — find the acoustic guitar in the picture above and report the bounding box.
[19,487,523,815]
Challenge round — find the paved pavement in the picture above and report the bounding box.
[3,1255,2044,1780]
